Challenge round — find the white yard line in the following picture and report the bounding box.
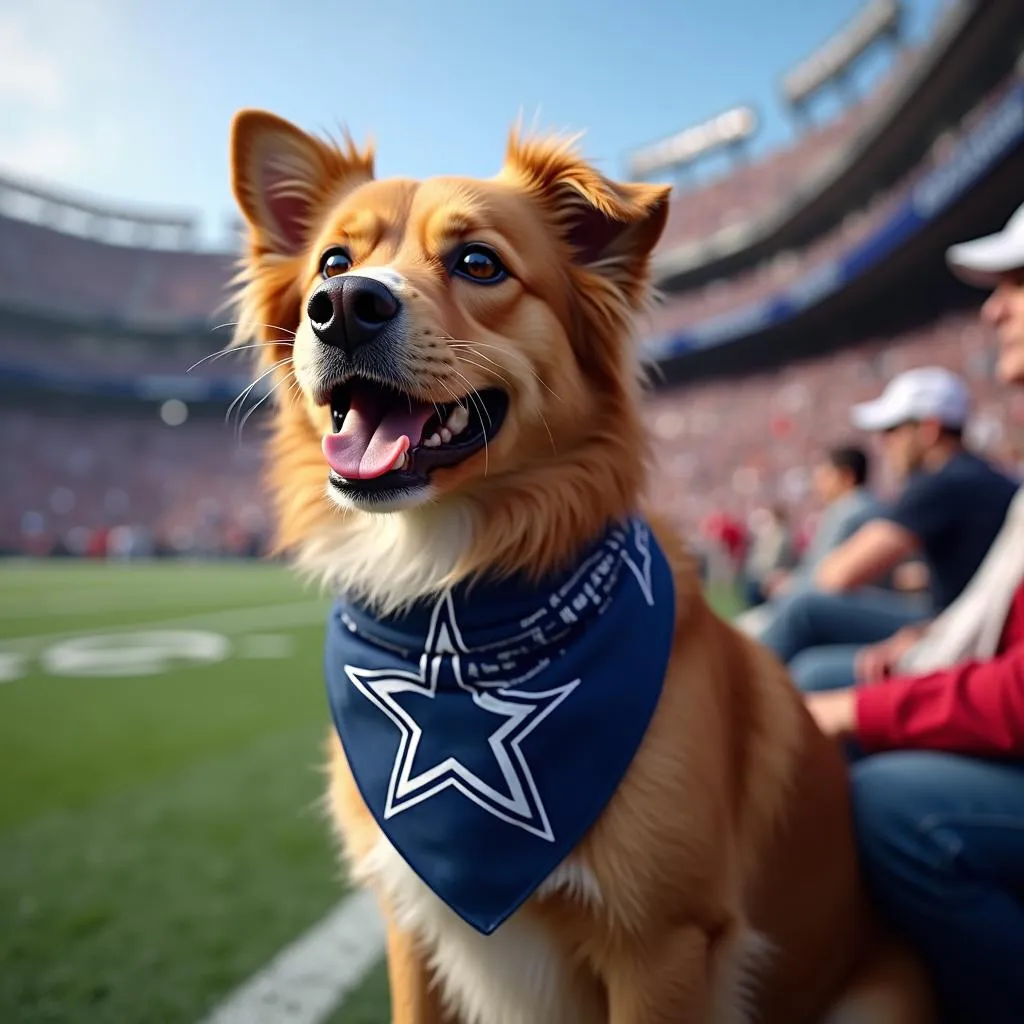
[0,599,329,654]
[3,588,384,1019]
[197,890,386,1024]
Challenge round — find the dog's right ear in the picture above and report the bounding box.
[230,109,374,256]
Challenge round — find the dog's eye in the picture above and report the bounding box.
[454,244,507,284]
[320,248,353,279]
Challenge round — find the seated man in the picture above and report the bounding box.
[761,365,1017,665]
[803,204,1024,1023]
[784,445,881,591]
[736,445,881,636]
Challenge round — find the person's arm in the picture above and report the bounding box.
[817,469,962,594]
[814,519,919,592]
[805,641,1024,755]
[854,646,1024,756]
[854,620,933,682]
[807,583,1024,751]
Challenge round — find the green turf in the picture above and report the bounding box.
[0,562,343,1024]
[0,562,745,1024]
[327,962,390,1024]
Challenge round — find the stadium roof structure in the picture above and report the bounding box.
[0,171,201,251]
[652,0,1024,293]
[780,0,904,115]
[647,75,1024,386]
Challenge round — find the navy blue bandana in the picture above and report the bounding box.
[324,517,675,935]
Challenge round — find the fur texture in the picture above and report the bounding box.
[229,108,934,1022]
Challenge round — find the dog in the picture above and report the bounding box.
[228,108,935,1023]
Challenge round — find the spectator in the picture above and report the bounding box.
[803,202,1024,1023]
[760,366,1017,665]
[737,445,882,636]
[797,446,880,585]
[741,504,797,608]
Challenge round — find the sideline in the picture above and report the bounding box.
[197,890,386,1024]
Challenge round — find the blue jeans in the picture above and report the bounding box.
[761,589,928,665]
[852,753,1024,1022]
[789,651,1024,1019]
[789,645,859,693]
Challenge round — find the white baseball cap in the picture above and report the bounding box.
[851,366,971,432]
[946,201,1024,288]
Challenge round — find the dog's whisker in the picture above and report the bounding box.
[445,367,493,431]
[440,369,493,478]
[211,320,297,338]
[227,357,293,424]
[434,374,488,451]
[443,337,563,402]
[187,341,293,374]
[226,357,293,428]
[237,370,295,439]
[452,354,514,394]
[450,354,556,459]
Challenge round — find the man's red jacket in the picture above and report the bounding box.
[856,581,1024,756]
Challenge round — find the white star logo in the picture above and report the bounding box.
[344,591,579,842]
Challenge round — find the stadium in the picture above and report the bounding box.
[2,0,1024,1020]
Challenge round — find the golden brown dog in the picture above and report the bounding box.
[228,108,934,1023]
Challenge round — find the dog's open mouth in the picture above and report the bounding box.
[321,378,509,496]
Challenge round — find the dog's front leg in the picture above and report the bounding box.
[386,920,453,1024]
[604,925,736,1024]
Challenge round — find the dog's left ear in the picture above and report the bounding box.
[502,131,670,302]
[230,109,374,257]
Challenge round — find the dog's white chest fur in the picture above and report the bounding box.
[357,837,603,1024]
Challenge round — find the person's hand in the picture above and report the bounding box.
[805,689,857,740]
[854,623,928,683]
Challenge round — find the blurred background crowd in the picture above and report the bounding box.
[1,0,1022,580]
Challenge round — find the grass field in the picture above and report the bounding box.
[0,561,346,1024]
[0,560,742,1024]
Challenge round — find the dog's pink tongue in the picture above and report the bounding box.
[322,390,435,479]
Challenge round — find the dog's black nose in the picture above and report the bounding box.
[306,276,401,351]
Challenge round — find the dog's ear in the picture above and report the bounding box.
[230,109,374,256]
[502,130,670,302]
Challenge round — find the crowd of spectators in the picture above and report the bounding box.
[4,304,1020,564]
[2,404,270,560]
[644,307,1024,560]
[1,38,1018,568]
[0,213,233,330]
[647,68,1021,340]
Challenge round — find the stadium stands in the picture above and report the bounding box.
[0,214,233,330]
[5,308,1020,560]
[2,403,269,558]
[645,310,1024,547]
[656,71,902,251]
[3,0,1023,565]
[652,0,1024,288]
[647,69,1023,340]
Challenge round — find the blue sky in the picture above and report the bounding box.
[0,0,946,247]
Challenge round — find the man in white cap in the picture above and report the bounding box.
[799,202,1024,1023]
[758,361,1016,668]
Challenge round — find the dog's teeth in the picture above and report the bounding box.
[423,433,442,448]
[444,405,470,437]
[440,427,452,444]
[398,451,411,470]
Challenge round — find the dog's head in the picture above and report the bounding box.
[229,110,668,609]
